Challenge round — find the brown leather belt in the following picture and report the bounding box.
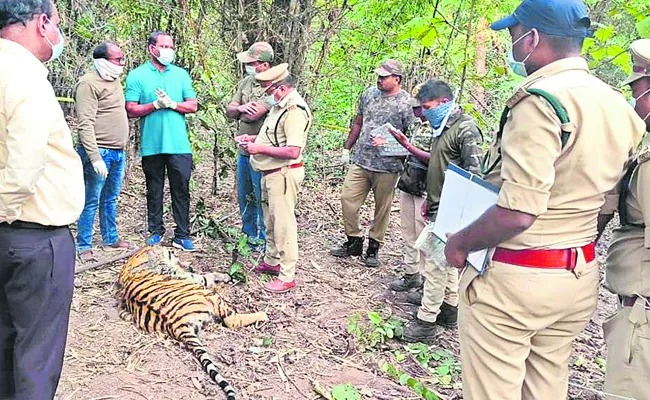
[621,296,650,309]
[492,242,596,271]
[262,162,303,176]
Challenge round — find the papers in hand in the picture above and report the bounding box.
[432,164,499,274]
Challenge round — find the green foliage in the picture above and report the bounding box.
[347,311,404,351]
[380,360,441,400]
[401,344,462,388]
[331,383,362,400]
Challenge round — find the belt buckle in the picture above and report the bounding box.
[567,248,578,271]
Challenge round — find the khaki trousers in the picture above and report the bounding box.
[261,167,304,283]
[418,261,459,323]
[400,191,427,275]
[341,164,398,243]
[459,257,599,400]
[603,298,650,400]
[401,199,459,322]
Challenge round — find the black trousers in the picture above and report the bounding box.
[0,224,75,400]
[141,154,192,239]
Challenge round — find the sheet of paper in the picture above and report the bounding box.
[432,164,499,273]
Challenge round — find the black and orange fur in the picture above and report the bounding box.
[118,246,267,400]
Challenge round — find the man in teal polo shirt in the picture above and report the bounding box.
[125,31,198,251]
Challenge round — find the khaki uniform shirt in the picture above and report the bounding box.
[0,39,84,226]
[426,110,483,214]
[484,57,645,250]
[75,70,129,163]
[231,76,270,155]
[606,148,650,297]
[250,90,311,172]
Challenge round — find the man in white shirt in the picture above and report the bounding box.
[0,1,84,398]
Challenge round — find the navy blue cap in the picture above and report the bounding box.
[491,0,592,38]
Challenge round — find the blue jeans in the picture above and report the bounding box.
[237,154,265,242]
[76,147,125,252]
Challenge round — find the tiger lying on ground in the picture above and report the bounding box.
[118,246,268,400]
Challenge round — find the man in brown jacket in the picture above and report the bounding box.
[75,42,131,254]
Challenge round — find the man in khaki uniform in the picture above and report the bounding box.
[239,63,311,293]
[331,60,414,267]
[226,42,274,247]
[443,1,646,399]
[602,39,650,400]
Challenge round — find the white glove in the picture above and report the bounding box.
[341,149,351,164]
[155,88,177,110]
[92,159,109,179]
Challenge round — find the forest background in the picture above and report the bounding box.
[50,0,650,189]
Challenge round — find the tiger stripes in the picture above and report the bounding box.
[118,246,268,400]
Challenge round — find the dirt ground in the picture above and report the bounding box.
[54,158,617,400]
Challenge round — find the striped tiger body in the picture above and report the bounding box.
[118,246,268,400]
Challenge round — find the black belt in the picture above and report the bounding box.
[0,221,66,230]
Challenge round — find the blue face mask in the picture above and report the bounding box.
[508,30,536,78]
[423,101,455,129]
[45,18,64,62]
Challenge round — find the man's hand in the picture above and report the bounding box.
[341,149,350,164]
[238,102,264,116]
[388,128,408,145]
[372,136,388,146]
[240,142,262,155]
[92,159,109,179]
[445,232,468,269]
[155,88,177,110]
[235,134,256,144]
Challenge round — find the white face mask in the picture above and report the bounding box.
[245,65,257,76]
[155,47,174,66]
[508,30,537,77]
[93,58,124,81]
[44,18,64,62]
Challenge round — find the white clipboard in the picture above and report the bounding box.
[432,163,500,274]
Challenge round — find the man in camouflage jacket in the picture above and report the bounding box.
[330,59,415,267]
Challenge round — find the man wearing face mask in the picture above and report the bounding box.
[331,59,415,267]
[239,64,312,293]
[442,1,645,398]
[0,1,85,398]
[75,42,132,256]
[602,39,650,400]
[386,80,483,342]
[125,31,198,251]
[226,42,274,249]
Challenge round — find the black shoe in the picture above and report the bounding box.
[435,302,458,330]
[406,291,423,306]
[330,236,363,257]
[363,238,380,267]
[402,318,444,343]
[388,273,423,291]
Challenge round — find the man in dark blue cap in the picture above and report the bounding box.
[442,0,646,398]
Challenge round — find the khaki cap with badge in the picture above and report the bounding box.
[623,39,650,85]
[255,62,290,84]
[237,42,274,63]
[375,59,404,77]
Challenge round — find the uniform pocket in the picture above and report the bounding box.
[460,267,480,307]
